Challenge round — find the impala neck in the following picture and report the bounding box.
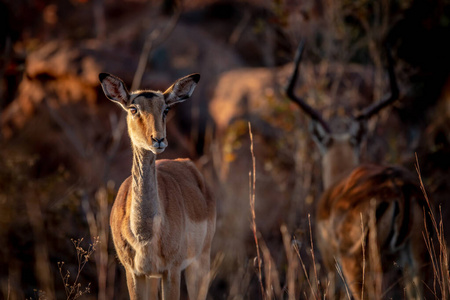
[130,145,160,241]
[321,139,360,189]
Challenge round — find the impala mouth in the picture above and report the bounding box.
[150,146,166,154]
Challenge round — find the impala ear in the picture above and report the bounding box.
[99,73,130,110]
[309,120,332,154]
[164,73,200,106]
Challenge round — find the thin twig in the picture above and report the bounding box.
[229,11,251,45]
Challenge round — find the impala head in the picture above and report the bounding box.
[99,73,200,154]
[286,40,399,188]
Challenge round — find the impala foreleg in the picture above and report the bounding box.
[161,269,181,300]
[125,269,148,300]
[185,250,211,300]
[146,277,160,299]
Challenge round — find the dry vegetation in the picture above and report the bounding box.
[1,0,450,299]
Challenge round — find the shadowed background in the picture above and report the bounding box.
[1,0,450,299]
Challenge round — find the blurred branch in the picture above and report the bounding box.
[93,0,106,40]
[0,36,12,141]
[131,9,181,90]
[103,111,127,183]
[45,98,87,158]
[229,11,251,45]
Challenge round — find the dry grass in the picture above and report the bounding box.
[416,154,450,299]
[56,238,99,300]
[247,122,324,300]
[240,124,449,300]
[6,113,449,300]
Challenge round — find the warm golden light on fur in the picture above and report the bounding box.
[99,73,216,300]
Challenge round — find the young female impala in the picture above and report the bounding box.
[286,41,430,299]
[99,73,216,300]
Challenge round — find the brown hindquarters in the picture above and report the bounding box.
[317,163,429,268]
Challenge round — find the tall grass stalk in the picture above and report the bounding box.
[291,215,322,300]
[260,237,282,299]
[281,225,298,299]
[360,213,366,300]
[248,122,265,298]
[307,215,321,298]
[25,193,55,299]
[415,153,450,299]
[334,259,351,300]
[82,187,114,300]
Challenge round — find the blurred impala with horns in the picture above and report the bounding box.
[285,40,431,300]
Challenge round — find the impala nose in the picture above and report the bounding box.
[151,136,165,147]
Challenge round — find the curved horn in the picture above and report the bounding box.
[285,40,331,133]
[355,44,400,120]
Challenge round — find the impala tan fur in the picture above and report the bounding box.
[99,72,216,300]
[286,41,430,299]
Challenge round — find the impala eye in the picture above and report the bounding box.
[129,107,138,115]
[163,107,170,117]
